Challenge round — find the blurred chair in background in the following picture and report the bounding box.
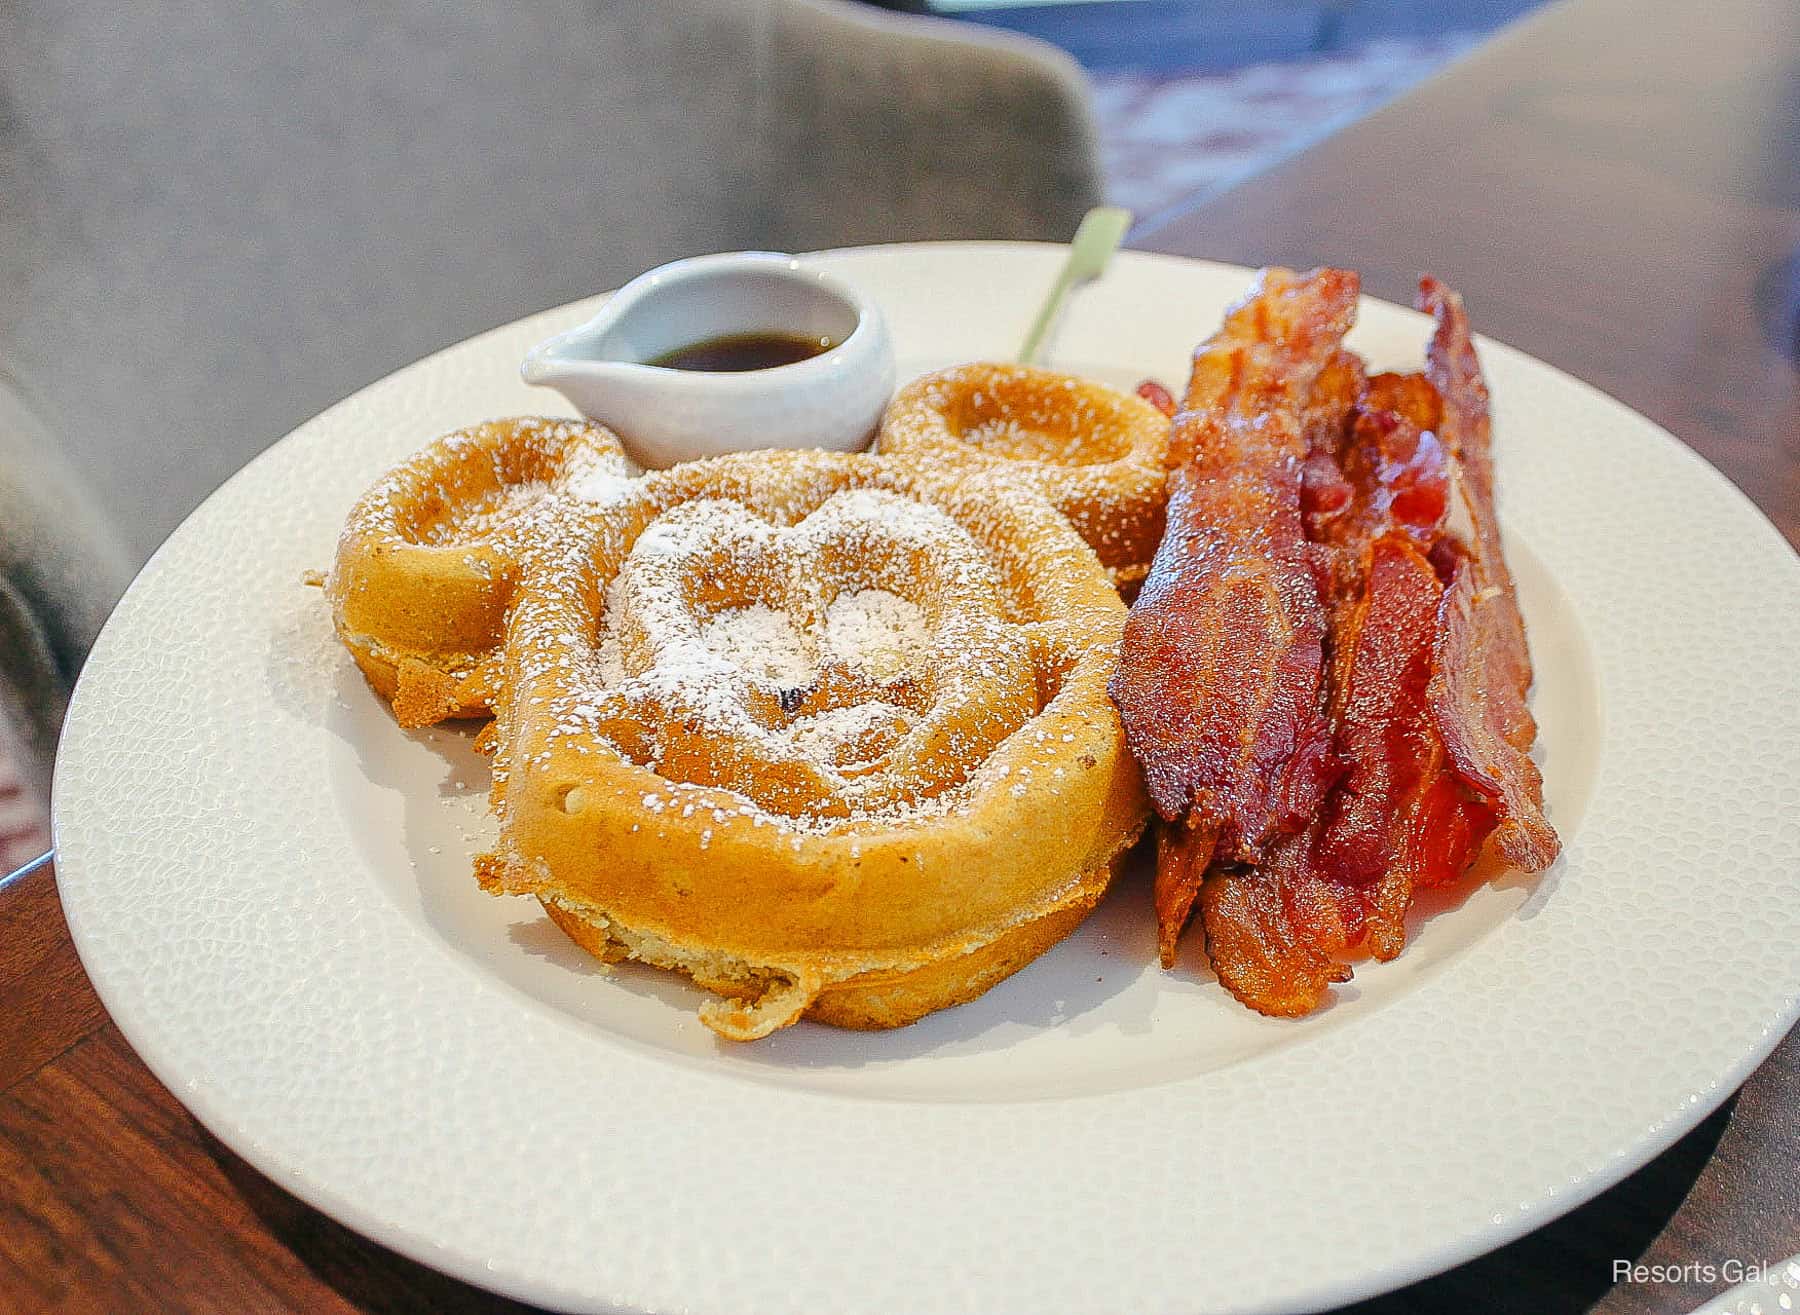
[0,370,129,861]
[0,0,1100,566]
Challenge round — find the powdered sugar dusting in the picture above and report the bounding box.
[419,482,552,545]
[825,589,926,681]
[341,416,638,554]
[564,466,636,504]
[703,604,814,685]
[520,474,1044,827]
[786,701,914,771]
[877,364,1171,581]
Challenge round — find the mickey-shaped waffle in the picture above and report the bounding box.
[876,363,1171,594]
[328,429,1149,1040]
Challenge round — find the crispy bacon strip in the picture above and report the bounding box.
[1207,376,1512,1009]
[1209,477,1491,1013]
[1112,269,1359,868]
[1153,819,1216,968]
[1113,268,1359,957]
[1302,350,1369,460]
[1418,278,1559,872]
[1126,272,1556,1015]
[1205,284,1556,1014]
[1312,532,1497,959]
[1305,401,1448,627]
[1363,370,1442,432]
[1316,532,1452,888]
[1296,350,1370,580]
[1200,845,1351,1019]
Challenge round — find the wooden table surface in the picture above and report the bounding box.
[6,0,1799,1311]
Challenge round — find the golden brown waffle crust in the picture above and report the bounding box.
[876,363,1170,591]
[325,417,632,726]
[535,840,1140,1036]
[473,448,1151,1040]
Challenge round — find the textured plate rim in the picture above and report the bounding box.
[52,243,1800,1315]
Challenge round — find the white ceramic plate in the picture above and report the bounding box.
[53,244,1800,1315]
[1689,1250,1800,1314]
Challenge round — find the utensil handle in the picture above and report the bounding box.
[2,848,53,891]
[1018,269,1077,367]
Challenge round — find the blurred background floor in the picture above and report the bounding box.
[1090,33,1485,219]
[944,0,1547,219]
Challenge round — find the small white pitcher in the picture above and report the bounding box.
[520,252,894,469]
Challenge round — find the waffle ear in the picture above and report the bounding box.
[876,363,1170,593]
[326,417,633,727]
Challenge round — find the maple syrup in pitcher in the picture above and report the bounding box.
[648,331,835,372]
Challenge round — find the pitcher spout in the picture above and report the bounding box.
[520,332,638,388]
[518,250,893,470]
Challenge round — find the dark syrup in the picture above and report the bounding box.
[647,331,835,372]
